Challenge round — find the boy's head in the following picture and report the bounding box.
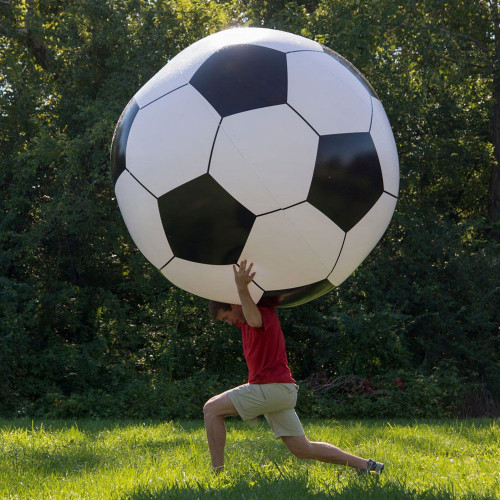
[209,300,245,325]
[208,300,231,320]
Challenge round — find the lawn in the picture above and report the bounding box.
[0,418,497,499]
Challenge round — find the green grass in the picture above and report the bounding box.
[0,418,498,499]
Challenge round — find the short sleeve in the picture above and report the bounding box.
[256,307,277,332]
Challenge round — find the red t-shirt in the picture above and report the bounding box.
[237,306,295,384]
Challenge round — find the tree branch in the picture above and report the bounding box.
[439,54,491,70]
[439,27,490,54]
[488,0,499,31]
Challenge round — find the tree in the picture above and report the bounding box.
[0,0,497,418]
[384,0,500,231]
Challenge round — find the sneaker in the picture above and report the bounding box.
[358,458,384,475]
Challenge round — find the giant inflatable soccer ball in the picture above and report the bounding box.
[111,27,399,307]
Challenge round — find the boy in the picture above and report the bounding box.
[203,260,384,475]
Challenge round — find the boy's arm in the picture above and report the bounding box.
[233,260,263,328]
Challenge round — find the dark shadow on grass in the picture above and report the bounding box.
[127,476,497,500]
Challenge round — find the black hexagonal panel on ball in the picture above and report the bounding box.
[258,279,335,308]
[158,174,256,265]
[190,44,287,117]
[308,133,383,232]
[110,98,140,185]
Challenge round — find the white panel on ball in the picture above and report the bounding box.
[134,28,321,108]
[161,259,263,304]
[239,211,329,290]
[284,202,345,271]
[370,97,400,196]
[115,171,173,269]
[195,27,322,54]
[210,127,279,216]
[287,51,372,135]
[126,85,220,198]
[223,26,322,53]
[218,105,318,211]
[327,193,397,286]
[134,46,212,109]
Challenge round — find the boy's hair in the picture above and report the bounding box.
[208,300,232,320]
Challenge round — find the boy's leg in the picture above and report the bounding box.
[281,435,368,469]
[203,392,238,471]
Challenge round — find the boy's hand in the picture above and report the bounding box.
[233,260,256,290]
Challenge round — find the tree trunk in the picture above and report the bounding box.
[490,5,500,240]
[491,87,500,228]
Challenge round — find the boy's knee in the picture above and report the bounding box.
[203,392,238,421]
[203,398,215,419]
[283,436,311,459]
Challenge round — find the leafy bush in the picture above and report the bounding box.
[296,364,471,419]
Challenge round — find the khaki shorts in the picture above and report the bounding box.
[227,383,305,439]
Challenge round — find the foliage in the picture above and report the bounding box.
[0,0,498,419]
[297,365,470,419]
